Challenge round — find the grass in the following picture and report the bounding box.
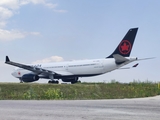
[0,81,160,100]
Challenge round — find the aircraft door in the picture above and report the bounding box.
[65,64,68,71]
[94,60,105,74]
[100,60,105,73]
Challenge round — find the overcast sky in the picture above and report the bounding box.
[0,0,159,83]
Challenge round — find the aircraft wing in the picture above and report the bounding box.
[5,56,60,75]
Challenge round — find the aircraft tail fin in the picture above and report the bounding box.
[107,28,138,58]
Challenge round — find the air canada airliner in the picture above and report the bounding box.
[5,28,153,84]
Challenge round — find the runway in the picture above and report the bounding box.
[0,96,160,120]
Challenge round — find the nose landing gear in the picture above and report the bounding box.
[19,78,23,83]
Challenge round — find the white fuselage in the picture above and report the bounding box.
[12,57,137,79]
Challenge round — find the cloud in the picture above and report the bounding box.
[53,9,68,13]
[32,56,64,64]
[0,0,67,23]
[30,32,40,36]
[0,0,67,41]
[0,7,13,20]
[0,7,13,28]
[0,29,40,41]
[0,0,20,10]
[0,0,59,9]
[44,3,58,9]
[0,21,7,28]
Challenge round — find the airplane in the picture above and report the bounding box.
[5,28,152,84]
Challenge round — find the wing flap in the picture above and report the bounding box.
[54,71,73,76]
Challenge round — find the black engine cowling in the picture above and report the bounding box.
[21,74,39,82]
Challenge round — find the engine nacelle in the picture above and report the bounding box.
[21,74,39,82]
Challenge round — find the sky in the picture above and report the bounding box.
[0,0,159,83]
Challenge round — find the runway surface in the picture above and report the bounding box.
[0,96,160,120]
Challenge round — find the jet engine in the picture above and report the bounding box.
[21,74,39,82]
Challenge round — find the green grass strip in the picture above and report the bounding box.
[0,82,160,100]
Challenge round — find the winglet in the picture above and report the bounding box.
[5,56,10,63]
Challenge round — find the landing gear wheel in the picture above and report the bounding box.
[55,81,59,84]
[48,80,59,84]
[78,80,81,83]
[71,81,77,84]
[48,80,52,84]
[71,77,79,84]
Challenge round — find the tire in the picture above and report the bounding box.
[71,81,76,84]
[48,80,59,84]
[48,81,52,83]
[55,81,59,84]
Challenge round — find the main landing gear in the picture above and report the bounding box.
[48,75,59,84]
[48,80,59,84]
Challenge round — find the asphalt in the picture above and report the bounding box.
[0,96,160,120]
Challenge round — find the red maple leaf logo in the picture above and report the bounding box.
[18,72,21,76]
[119,40,131,55]
[121,42,129,51]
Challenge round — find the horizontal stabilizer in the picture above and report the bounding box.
[119,63,139,69]
[132,63,139,67]
[113,54,129,64]
[137,57,155,61]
